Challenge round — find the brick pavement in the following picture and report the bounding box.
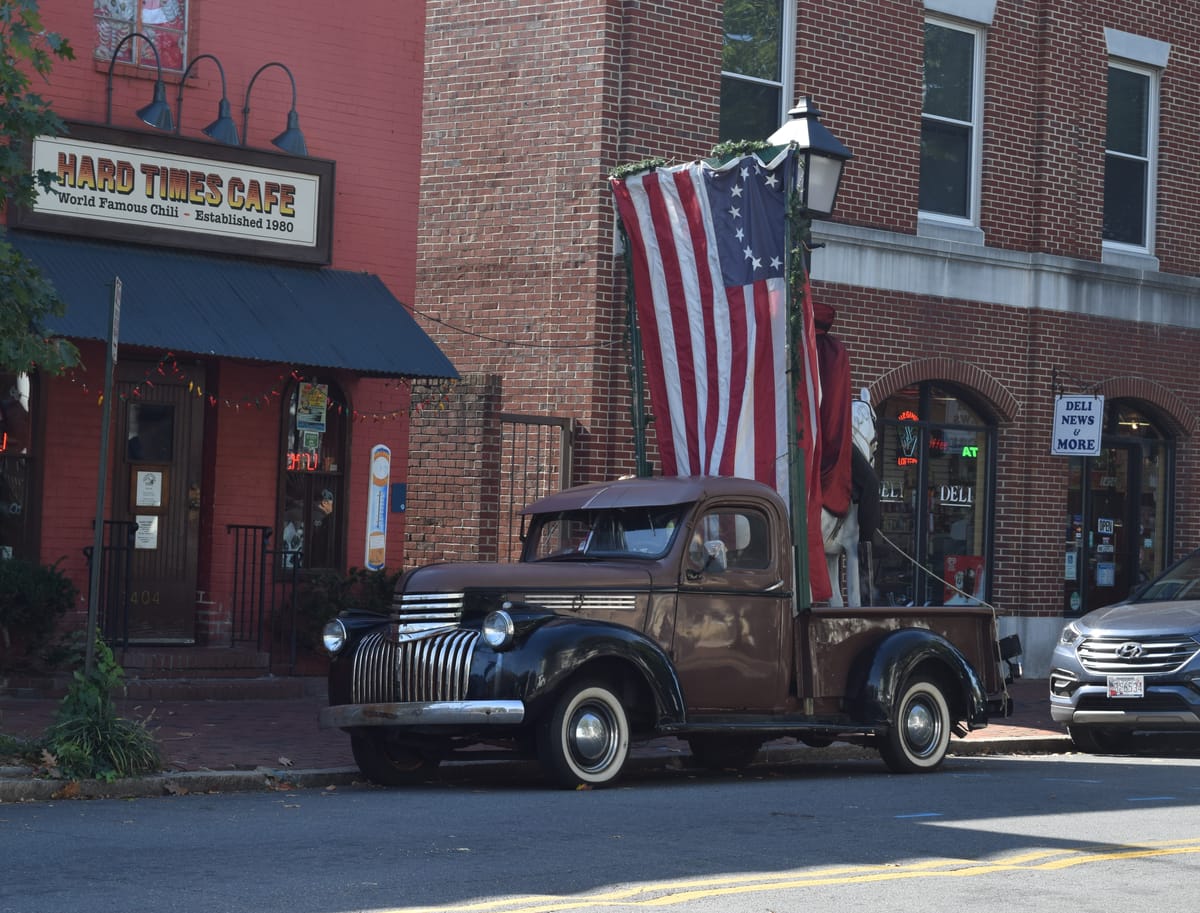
[1,676,1061,774]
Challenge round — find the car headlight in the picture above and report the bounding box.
[322,619,348,655]
[482,608,515,650]
[1059,622,1081,645]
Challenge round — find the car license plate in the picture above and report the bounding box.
[1107,674,1144,698]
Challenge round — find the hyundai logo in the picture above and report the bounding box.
[1116,642,1144,659]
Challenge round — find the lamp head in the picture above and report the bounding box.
[271,109,308,156]
[203,97,241,145]
[768,96,853,217]
[136,78,176,132]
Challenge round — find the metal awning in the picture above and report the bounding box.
[5,232,457,379]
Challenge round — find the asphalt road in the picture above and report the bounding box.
[2,749,1199,913]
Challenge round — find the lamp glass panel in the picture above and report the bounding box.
[805,155,844,216]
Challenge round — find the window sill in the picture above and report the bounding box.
[917,215,985,246]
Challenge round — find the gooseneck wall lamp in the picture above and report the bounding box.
[241,62,308,156]
[105,31,175,132]
[175,53,240,145]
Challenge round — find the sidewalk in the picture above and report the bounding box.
[0,677,1069,801]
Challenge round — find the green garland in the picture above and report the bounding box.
[609,157,669,181]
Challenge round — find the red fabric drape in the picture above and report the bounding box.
[815,301,853,518]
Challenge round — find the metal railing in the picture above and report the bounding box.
[82,520,137,648]
[227,524,301,673]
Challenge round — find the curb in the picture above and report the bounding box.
[0,736,1077,803]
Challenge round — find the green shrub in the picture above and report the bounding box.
[43,636,161,781]
[293,566,401,648]
[0,558,78,661]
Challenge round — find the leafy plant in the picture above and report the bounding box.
[43,635,160,781]
[0,0,79,375]
[0,557,78,662]
[293,566,402,648]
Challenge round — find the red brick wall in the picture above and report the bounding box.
[413,0,1200,629]
[23,1,428,644]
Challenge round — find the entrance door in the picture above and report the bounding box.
[1064,434,1169,616]
[112,363,206,643]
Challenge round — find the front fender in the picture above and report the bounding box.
[848,628,988,728]
[479,615,686,727]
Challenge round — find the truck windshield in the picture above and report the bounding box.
[525,505,686,561]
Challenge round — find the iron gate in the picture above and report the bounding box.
[499,413,575,561]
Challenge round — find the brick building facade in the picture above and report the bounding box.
[412,0,1200,674]
[1,0,453,669]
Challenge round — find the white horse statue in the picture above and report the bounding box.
[822,388,878,607]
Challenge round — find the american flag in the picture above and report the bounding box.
[611,150,831,600]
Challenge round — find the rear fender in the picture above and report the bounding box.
[847,628,988,727]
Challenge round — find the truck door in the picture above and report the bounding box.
[672,505,790,712]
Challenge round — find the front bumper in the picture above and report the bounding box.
[1049,677,1200,730]
[320,700,525,730]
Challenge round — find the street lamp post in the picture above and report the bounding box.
[768,96,852,610]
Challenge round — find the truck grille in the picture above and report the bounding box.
[351,628,478,704]
[392,591,465,624]
[1077,634,1200,674]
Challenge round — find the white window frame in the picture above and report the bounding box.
[719,0,797,139]
[1101,30,1169,268]
[918,16,986,239]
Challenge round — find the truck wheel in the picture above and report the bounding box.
[538,678,630,788]
[351,734,439,786]
[1068,725,1135,755]
[686,735,762,771]
[880,676,951,773]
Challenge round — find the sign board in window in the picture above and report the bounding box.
[1050,394,1104,456]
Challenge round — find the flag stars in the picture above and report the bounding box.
[728,204,741,219]
[764,173,779,189]
[770,256,782,271]
[730,184,743,198]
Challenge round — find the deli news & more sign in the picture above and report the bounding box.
[1051,394,1104,456]
[12,122,334,265]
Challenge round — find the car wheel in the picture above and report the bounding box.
[538,678,630,789]
[879,676,952,773]
[686,735,763,771]
[1068,725,1136,755]
[350,734,440,786]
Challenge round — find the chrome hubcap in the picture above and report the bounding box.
[570,704,617,770]
[905,700,938,756]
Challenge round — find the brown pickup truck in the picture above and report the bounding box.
[319,475,1019,788]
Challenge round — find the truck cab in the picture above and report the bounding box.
[320,475,1017,788]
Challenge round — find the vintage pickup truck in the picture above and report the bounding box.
[319,474,1019,788]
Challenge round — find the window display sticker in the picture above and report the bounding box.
[1098,518,1114,534]
[296,383,329,432]
[134,515,159,550]
[1096,562,1115,587]
[301,430,321,452]
[135,470,163,508]
[1065,550,1077,581]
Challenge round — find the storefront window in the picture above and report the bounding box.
[95,1,189,72]
[0,373,35,561]
[279,380,346,571]
[1064,401,1172,615]
[873,383,994,607]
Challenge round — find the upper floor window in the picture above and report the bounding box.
[720,0,791,142]
[920,19,984,222]
[95,0,189,72]
[1103,63,1156,250]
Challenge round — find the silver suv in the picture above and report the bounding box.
[1050,550,1200,752]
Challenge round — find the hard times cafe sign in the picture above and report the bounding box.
[13,122,334,265]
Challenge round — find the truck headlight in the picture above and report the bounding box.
[482,609,515,650]
[322,619,348,655]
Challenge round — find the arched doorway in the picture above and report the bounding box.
[1064,400,1174,615]
[872,382,996,607]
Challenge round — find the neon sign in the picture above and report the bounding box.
[287,451,320,472]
